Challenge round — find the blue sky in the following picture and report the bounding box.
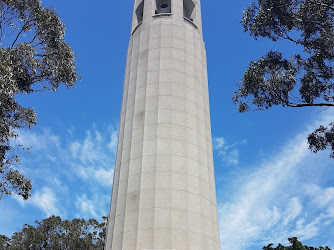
[0,0,333,249]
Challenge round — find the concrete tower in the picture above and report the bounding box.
[105,0,220,249]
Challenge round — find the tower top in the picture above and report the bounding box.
[131,0,203,35]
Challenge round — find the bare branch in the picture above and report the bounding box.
[11,15,36,48]
[287,103,334,107]
[11,23,26,48]
[280,31,334,59]
[30,87,55,93]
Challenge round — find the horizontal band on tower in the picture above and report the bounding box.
[184,17,198,29]
[153,13,173,19]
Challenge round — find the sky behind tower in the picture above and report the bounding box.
[0,0,333,249]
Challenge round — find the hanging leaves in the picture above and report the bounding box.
[234,0,334,158]
[0,0,79,200]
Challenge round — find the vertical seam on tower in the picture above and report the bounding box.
[130,26,146,248]
[135,23,151,249]
[179,21,189,250]
[167,20,173,249]
[187,23,191,248]
[152,20,161,249]
[193,25,206,250]
[197,31,205,249]
[167,20,173,250]
[120,30,142,249]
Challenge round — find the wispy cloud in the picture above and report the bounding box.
[213,137,247,166]
[217,110,334,250]
[213,137,226,150]
[15,128,61,151]
[74,193,110,219]
[69,126,117,187]
[30,187,60,217]
[70,130,105,163]
[75,194,99,218]
[76,165,114,187]
[14,187,59,217]
[305,185,334,210]
[11,124,118,220]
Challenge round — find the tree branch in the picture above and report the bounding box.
[280,31,334,59]
[310,0,334,11]
[287,103,334,107]
[28,33,39,45]
[35,52,56,57]
[31,88,55,93]
[11,24,25,48]
[274,0,334,12]
[11,16,36,48]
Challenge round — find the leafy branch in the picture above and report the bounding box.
[235,0,334,158]
[0,0,79,200]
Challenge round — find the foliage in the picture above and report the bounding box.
[0,216,107,249]
[0,0,79,200]
[0,235,11,248]
[233,0,334,157]
[263,237,332,250]
[308,123,334,157]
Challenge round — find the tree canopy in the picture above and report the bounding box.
[233,0,334,157]
[0,0,79,200]
[263,237,332,250]
[0,216,106,249]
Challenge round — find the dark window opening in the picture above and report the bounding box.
[136,0,144,24]
[155,0,171,14]
[183,0,196,22]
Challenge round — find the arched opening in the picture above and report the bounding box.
[136,0,144,24]
[183,0,196,22]
[155,0,171,14]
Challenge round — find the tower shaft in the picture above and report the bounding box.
[105,0,220,249]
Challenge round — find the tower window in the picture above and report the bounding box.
[136,0,144,24]
[183,0,196,22]
[155,0,171,14]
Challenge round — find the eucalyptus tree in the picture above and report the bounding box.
[0,0,79,200]
[263,237,332,250]
[0,216,106,249]
[233,0,334,157]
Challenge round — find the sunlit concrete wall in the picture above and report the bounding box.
[105,0,220,249]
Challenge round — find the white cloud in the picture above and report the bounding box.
[19,125,118,187]
[282,197,302,226]
[15,129,60,151]
[69,126,117,187]
[213,137,246,166]
[30,187,59,217]
[76,165,114,187]
[305,184,334,209]
[14,187,59,217]
[94,168,114,187]
[291,218,320,240]
[108,127,118,154]
[75,194,98,218]
[11,124,118,217]
[70,131,102,163]
[225,149,239,166]
[217,110,334,250]
[74,193,110,219]
[213,137,225,150]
